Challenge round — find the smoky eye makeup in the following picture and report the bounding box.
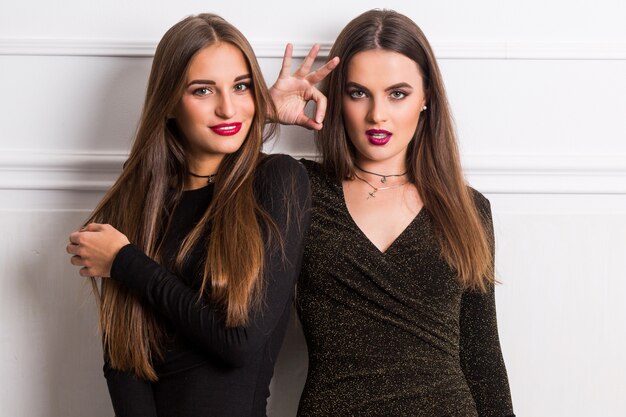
[345,82,370,99]
[390,90,409,99]
[346,89,366,99]
[192,86,213,96]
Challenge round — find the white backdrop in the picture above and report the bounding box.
[1,1,626,416]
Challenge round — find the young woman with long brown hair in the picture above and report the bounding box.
[273,9,515,417]
[65,13,335,417]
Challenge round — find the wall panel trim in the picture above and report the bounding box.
[2,39,626,60]
[1,151,625,194]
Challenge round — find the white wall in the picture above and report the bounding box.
[1,1,625,416]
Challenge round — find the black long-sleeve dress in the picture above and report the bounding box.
[296,160,514,417]
[103,154,311,417]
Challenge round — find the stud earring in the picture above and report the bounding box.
[421,105,428,112]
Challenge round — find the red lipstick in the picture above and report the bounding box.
[210,122,242,136]
[366,129,392,146]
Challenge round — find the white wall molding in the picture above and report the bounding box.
[0,38,157,57]
[1,151,626,194]
[0,152,125,191]
[2,39,626,60]
[0,39,331,58]
[462,154,626,194]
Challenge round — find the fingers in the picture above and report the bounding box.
[68,222,103,245]
[67,223,109,278]
[281,45,337,86]
[68,231,81,245]
[70,255,83,266]
[278,43,294,79]
[297,115,322,131]
[294,44,320,78]
[306,56,340,85]
[66,242,79,255]
[311,88,328,126]
[79,267,93,278]
[70,254,94,277]
[73,257,97,277]
[83,223,104,232]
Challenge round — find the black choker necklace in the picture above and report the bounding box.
[355,164,407,184]
[189,171,217,184]
[354,173,407,199]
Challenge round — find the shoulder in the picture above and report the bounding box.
[256,153,308,183]
[297,158,333,194]
[468,186,491,216]
[254,153,310,202]
[298,158,322,175]
[467,187,494,237]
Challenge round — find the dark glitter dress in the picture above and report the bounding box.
[296,160,515,417]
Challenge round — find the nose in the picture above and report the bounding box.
[215,92,236,119]
[366,96,387,124]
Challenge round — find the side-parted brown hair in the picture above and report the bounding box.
[86,13,278,381]
[318,9,493,291]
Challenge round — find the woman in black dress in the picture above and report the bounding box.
[274,9,515,416]
[65,13,335,417]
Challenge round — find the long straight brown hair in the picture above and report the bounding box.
[86,14,278,381]
[318,9,493,291]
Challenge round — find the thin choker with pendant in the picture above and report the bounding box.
[354,173,407,200]
[189,171,217,184]
[354,164,407,184]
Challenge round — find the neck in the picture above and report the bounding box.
[354,158,408,185]
[185,156,221,190]
[355,155,407,176]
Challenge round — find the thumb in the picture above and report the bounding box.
[298,115,323,131]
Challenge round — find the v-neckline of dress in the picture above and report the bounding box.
[336,179,425,256]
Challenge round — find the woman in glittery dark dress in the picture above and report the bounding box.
[276,9,515,417]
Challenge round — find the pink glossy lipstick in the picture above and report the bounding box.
[210,122,242,136]
[366,129,392,146]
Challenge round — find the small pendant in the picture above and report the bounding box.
[380,176,387,184]
[367,190,377,199]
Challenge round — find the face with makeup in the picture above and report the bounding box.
[173,41,255,172]
[342,49,426,170]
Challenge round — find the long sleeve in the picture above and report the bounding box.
[103,360,158,417]
[459,194,515,417]
[109,155,311,368]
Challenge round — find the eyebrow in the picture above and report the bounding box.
[345,81,414,92]
[187,74,252,87]
[385,82,413,91]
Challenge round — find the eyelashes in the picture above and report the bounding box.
[234,82,252,93]
[193,87,213,96]
[345,89,410,100]
[191,82,253,97]
[347,89,366,99]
